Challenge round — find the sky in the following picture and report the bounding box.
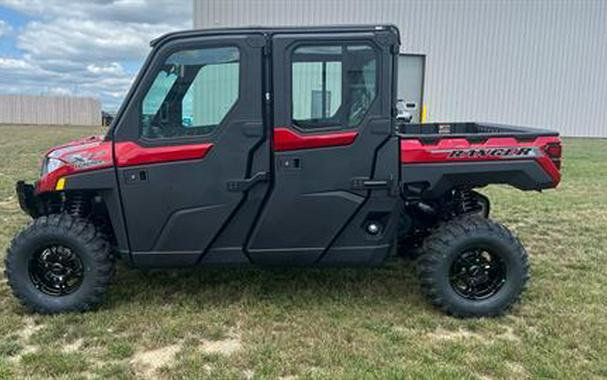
[0,0,191,111]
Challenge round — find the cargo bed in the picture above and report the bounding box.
[398,122,562,197]
[398,122,559,142]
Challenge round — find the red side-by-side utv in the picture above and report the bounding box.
[5,25,561,317]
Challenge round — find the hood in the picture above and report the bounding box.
[47,135,105,158]
[46,135,113,170]
[36,135,113,194]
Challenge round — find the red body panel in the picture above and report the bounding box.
[35,130,562,195]
[400,136,562,185]
[36,165,82,194]
[114,142,214,167]
[35,137,214,194]
[273,127,358,151]
[36,139,113,194]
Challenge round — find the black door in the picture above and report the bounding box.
[112,33,269,266]
[248,29,401,265]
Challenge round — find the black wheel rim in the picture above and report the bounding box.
[28,245,84,296]
[449,248,507,300]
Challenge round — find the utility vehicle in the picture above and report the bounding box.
[6,25,562,317]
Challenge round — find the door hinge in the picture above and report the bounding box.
[263,42,271,56]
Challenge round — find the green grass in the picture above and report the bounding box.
[0,124,606,379]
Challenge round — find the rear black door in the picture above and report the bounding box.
[112,33,269,266]
[248,28,401,265]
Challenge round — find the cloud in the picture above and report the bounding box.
[0,57,133,102]
[0,0,191,27]
[17,18,174,63]
[87,62,126,76]
[0,0,191,110]
[0,19,13,38]
[0,57,33,70]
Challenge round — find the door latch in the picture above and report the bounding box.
[227,171,269,192]
[124,169,148,184]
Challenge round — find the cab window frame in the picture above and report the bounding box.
[289,40,380,133]
[137,43,242,144]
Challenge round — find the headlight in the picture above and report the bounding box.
[42,158,65,176]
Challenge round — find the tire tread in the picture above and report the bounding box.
[416,215,529,317]
[4,213,114,314]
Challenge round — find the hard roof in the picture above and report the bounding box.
[151,24,400,47]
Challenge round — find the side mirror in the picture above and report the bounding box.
[396,100,413,123]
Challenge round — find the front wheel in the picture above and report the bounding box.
[5,214,114,314]
[416,216,528,317]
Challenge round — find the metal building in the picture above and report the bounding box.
[0,95,101,126]
[193,0,606,137]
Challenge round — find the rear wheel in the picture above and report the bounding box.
[470,191,490,218]
[416,216,528,317]
[5,214,114,314]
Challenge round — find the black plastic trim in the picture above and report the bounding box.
[16,181,37,217]
[151,25,401,48]
[401,160,555,198]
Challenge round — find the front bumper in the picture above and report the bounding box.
[16,181,38,218]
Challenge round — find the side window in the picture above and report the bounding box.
[291,44,377,129]
[347,45,377,126]
[141,47,239,139]
[292,46,343,125]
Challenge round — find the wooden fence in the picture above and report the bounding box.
[0,95,101,126]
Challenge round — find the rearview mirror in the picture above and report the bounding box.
[396,100,413,123]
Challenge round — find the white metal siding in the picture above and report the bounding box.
[194,0,607,137]
[0,95,101,126]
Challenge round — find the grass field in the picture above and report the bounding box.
[0,124,605,379]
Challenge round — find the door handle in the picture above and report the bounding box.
[361,180,390,188]
[351,175,396,195]
[227,171,268,192]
